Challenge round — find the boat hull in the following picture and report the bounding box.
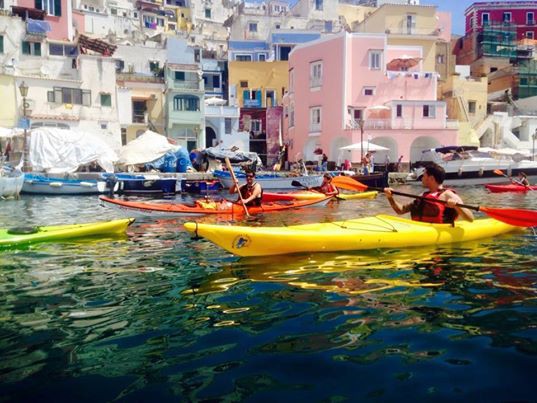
[262,190,378,201]
[99,196,332,217]
[214,170,323,190]
[184,215,519,257]
[485,183,537,193]
[0,218,134,247]
[0,172,24,198]
[22,174,109,195]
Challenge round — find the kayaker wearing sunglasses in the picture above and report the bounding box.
[229,170,263,207]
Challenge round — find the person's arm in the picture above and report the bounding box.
[229,183,239,194]
[443,191,474,222]
[384,188,411,215]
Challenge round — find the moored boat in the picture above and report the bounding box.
[0,166,24,198]
[99,195,332,217]
[22,173,110,195]
[0,218,134,248]
[213,170,324,190]
[184,214,519,257]
[485,183,537,193]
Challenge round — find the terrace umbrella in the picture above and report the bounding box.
[387,55,421,71]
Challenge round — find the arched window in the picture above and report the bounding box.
[173,95,199,111]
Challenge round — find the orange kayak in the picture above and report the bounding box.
[99,196,332,217]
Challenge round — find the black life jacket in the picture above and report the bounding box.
[239,182,263,207]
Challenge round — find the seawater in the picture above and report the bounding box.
[0,186,536,402]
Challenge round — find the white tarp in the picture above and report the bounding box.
[118,130,179,166]
[340,141,389,152]
[29,127,118,173]
[0,127,23,138]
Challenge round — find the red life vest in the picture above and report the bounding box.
[410,188,458,224]
[238,182,262,207]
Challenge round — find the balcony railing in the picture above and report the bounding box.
[172,80,200,90]
[132,112,147,124]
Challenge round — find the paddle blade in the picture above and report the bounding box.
[480,206,537,227]
[291,180,306,188]
[493,169,506,177]
[332,176,368,191]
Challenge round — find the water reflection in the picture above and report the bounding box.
[0,188,536,401]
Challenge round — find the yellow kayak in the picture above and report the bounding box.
[0,218,135,248]
[184,215,519,257]
[336,191,377,200]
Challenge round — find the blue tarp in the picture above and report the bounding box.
[144,148,193,173]
[27,18,51,34]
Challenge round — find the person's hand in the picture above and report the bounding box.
[384,187,394,198]
[446,198,458,208]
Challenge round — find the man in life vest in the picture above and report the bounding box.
[383,163,474,224]
[229,170,263,207]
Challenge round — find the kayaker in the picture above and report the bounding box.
[384,163,474,223]
[512,172,530,187]
[229,170,263,207]
[314,173,339,197]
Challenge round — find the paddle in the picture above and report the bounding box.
[332,176,537,227]
[291,180,314,190]
[493,169,528,187]
[225,157,250,217]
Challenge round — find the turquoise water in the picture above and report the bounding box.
[0,186,536,401]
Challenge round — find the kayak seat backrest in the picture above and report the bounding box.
[7,226,40,235]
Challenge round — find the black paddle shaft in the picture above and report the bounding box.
[369,187,480,212]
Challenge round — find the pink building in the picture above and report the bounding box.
[285,32,458,166]
[16,0,84,41]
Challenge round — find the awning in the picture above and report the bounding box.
[11,6,46,20]
[78,34,117,56]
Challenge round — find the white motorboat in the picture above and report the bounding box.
[409,146,537,186]
[0,166,24,198]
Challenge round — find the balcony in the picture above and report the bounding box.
[171,80,200,90]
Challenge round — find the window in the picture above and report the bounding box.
[528,12,535,25]
[0,35,3,54]
[503,12,511,23]
[169,24,175,31]
[100,121,108,129]
[22,41,41,56]
[149,60,159,72]
[310,107,321,132]
[258,53,266,61]
[110,7,117,15]
[520,77,528,86]
[369,50,382,70]
[116,60,125,72]
[173,95,199,111]
[240,80,248,88]
[36,0,61,16]
[324,21,332,32]
[315,0,322,11]
[47,87,91,106]
[249,22,257,32]
[289,105,295,127]
[204,8,210,18]
[436,54,445,64]
[250,119,262,134]
[423,104,435,118]
[121,128,127,146]
[203,73,221,91]
[526,31,534,39]
[49,43,77,56]
[406,14,415,33]
[236,54,252,61]
[175,71,185,81]
[100,93,112,107]
[310,61,322,88]
[468,101,476,114]
[225,118,232,134]
[363,87,375,96]
[396,104,402,118]
[482,12,489,25]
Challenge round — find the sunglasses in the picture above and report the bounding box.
[246,175,254,178]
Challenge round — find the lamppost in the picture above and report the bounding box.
[359,118,364,162]
[18,81,30,172]
[533,128,537,162]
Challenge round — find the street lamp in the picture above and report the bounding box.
[358,118,364,162]
[18,81,30,172]
[533,128,537,162]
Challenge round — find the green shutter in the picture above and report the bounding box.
[34,42,41,56]
[35,0,42,9]
[0,36,3,54]
[54,0,61,16]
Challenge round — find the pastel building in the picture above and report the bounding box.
[286,32,458,165]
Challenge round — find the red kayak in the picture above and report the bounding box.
[99,196,332,216]
[485,183,537,193]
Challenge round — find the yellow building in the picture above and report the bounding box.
[337,3,375,31]
[228,61,289,108]
[353,3,444,73]
[440,73,488,145]
[163,5,192,33]
[0,75,17,128]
